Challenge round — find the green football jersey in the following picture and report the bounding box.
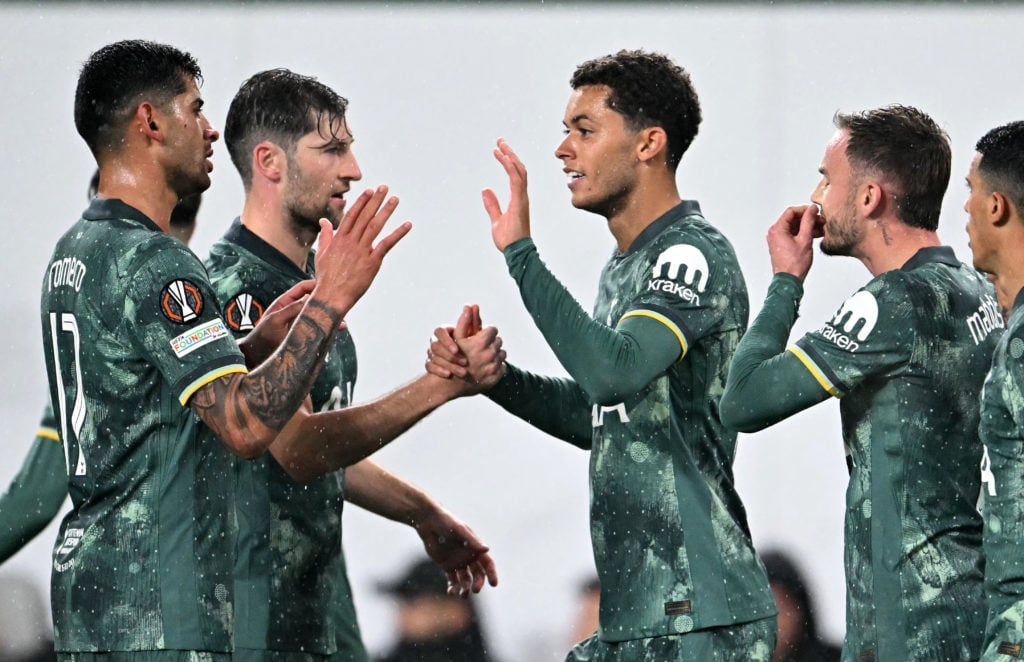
[979,288,1024,659]
[587,202,775,640]
[205,220,366,660]
[40,198,246,652]
[788,247,1001,661]
[0,402,67,563]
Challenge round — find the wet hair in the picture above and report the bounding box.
[570,49,701,171]
[833,105,950,231]
[225,68,349,187]
[74,40,201,158]
[975,121,1024,215]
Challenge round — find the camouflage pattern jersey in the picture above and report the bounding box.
[785,247,1002,661]
[502,201,777,643]
[979,287,1024,660]
[40,198,245,652]
[205,219,366,661]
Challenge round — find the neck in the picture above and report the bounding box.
[239,190,314,270]
[96,160,178,232]
[989,228,1024,316]
[606,178,682,253]
[855,217,941,277]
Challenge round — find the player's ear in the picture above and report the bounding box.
[990,191,1012,227]
[636,126,668,165]
[253,142,285,183]
[137,103,162,141]
[861,181,885,218]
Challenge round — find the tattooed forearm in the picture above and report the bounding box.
[190,298,343,456]
[242,299,339,430]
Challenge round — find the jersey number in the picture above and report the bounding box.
[48,312,87,477]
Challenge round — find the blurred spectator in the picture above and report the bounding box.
[762,550,841,662]
[375,557,495,662]
[567,576,600,646]
[0,573,56,662]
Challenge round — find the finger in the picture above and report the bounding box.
[470,561,486,594]
[478,552,498,587]
[470,304,482,337]
[481,188,503,222]
[797,204,820,242]
[432,325,462,358]
[445,569,460,597]
[349,185,390,241]
[425,358,453,379]
[428,352,468,378]
[316,218,333,254]
[497,138,528,183]
[268,279,316,313]
[336,189,373,235]
[370,221,413,260]
[361,195,400,245]
[454,306,474,341]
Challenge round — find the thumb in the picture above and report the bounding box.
[454,306,473,340]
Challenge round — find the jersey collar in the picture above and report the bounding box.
[621,200,703,257]
[223,218,314,279]
[82,197,162,233]
[900,245,959,271]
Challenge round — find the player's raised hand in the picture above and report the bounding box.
[767,204,821,282]
[313,185,411,315]
[239,279,318,367]
[482,138,531,252]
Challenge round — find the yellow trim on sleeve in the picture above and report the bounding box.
[787,346,841,398]
[37,427,60,442]
[619,309,688,362]
[179,364,249,406]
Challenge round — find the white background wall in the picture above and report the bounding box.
[1,2,1021,658]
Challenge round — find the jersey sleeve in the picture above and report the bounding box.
[0,403,68,563]
[789,277,914,398]
[486,364,593,449]
[125,241,247,405]
[503,239,681,405]
[623,234,736,358]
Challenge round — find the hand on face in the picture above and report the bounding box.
[482,139,532,252]
[766,204,823,282]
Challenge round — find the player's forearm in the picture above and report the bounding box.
[486,363,592,449]
[343,459,432,526]
[720,273,826,431]
[271,373,461,482]
[503,239,675,403]
[0,437,67,563]
[193,298,343,458]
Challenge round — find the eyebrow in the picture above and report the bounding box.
[565,114,592,125]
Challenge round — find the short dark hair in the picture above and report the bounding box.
[975,121,1024,215]
[225,69,349,187]
[833,105,950,231]
[74,40,201,158]
[570,49,701,171]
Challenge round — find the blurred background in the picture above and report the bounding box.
[2,1,1020,659]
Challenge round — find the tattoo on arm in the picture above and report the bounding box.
[192,298,341,441]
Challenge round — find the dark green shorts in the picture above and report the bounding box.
[59,653,232,662]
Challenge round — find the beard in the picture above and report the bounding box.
[819,192,863,257]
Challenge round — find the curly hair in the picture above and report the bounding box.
[833,105,950,232]
[570,49,701,171]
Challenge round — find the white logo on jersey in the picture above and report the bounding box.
[48,256,87,292]
[170,318,231,358]
[233,293,257,331]
[651,244,710,293]
[167,280,199,322]
[319,381,354,412]
[820,291,877,351]
[53,527,84,573]
[980,444,996,497]
[592,403,630,427]
[967,294,1004,346]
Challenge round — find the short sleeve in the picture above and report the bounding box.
[125,242,247,405]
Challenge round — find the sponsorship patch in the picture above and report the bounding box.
[161,279,205,323]
[819,290,878,351]
[648,244,709,305]
[225,292,265,332]
[170,318,231,358]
